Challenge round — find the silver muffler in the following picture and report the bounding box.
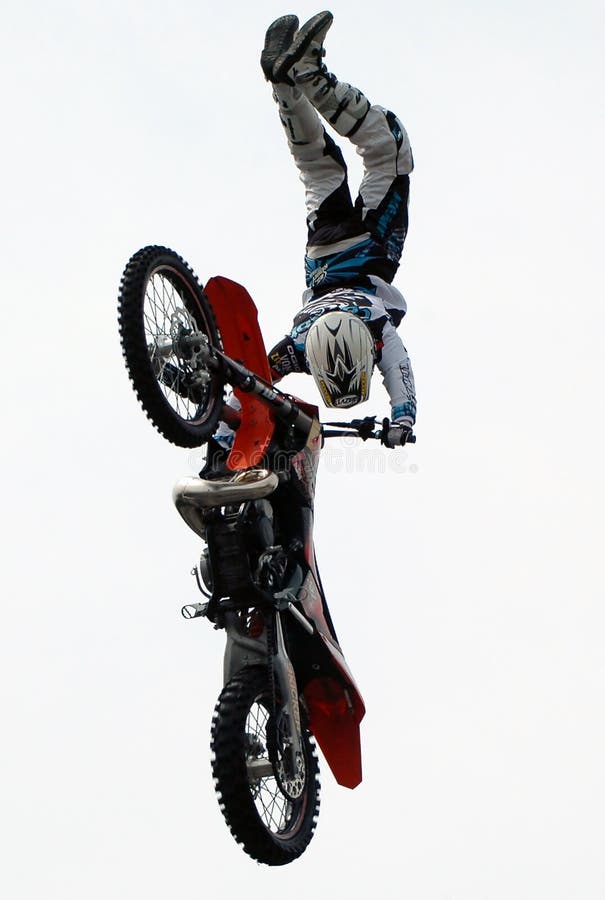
[173,468,279,538]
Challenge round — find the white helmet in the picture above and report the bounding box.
[305,311,375,409]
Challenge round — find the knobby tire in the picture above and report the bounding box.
[118,245,224,447]
[211,665,320,866]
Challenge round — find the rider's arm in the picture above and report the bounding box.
[376,318,417,426]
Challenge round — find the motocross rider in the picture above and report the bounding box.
[213,10,416,456]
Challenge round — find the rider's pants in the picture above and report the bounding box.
[273,83,414,289]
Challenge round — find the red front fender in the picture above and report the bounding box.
[204,277,276,470]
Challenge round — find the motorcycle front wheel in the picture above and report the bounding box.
[118,245,225,447]
[211,665,320,866]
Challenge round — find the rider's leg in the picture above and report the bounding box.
[351,108,414,272]
[263,13,360,241]
[270,82,355,235]
[276,12,414,270]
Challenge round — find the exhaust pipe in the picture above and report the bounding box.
[173,468,279,538]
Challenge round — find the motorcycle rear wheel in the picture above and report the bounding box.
[118,245,225,447]
[211,665,320,866]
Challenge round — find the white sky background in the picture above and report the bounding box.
[2,0,604,896]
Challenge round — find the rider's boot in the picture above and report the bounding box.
[260,14,299,84]
[273,11,371,138]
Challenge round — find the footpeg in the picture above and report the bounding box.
[181,602,209,620]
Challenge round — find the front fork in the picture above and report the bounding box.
[219,606,303,773]
[272,611,303,770]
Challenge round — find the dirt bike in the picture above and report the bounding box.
[117,245,414,866]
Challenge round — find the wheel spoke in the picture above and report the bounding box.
[242,699,302,835]
[118,246,224,447]
[210,666,320,864]
[143,271,207,422]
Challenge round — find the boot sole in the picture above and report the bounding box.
[261,15,299,81]
[273,10,333,82]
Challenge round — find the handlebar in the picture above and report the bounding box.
[322,416,416,445]
[199,335,415,449]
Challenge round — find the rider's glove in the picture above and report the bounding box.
[381,419,413,448]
